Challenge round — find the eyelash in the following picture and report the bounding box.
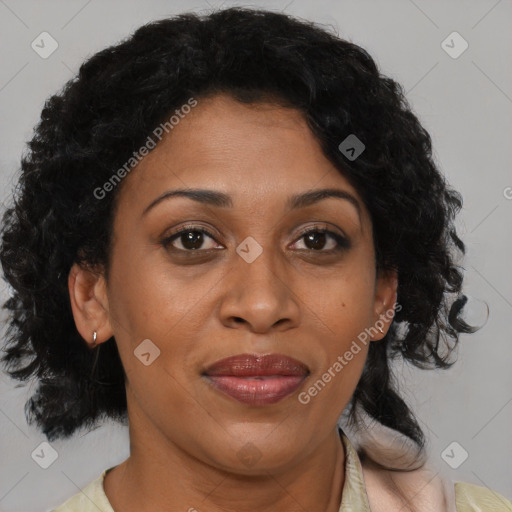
[161,224,350,255]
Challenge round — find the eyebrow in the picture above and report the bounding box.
[142,187,362,223]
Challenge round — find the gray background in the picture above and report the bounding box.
[0,0,511,510]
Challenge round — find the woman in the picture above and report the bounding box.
[1,7,510,512]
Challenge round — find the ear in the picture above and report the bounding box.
[68,262,113,349]
[371,268,398,341]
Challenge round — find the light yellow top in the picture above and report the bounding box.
[52,432,512,512]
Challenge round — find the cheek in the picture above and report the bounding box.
[105,254,200,424]
[105,245,223,399]
[302,263,376,335]
[296,341,368,434]
[293,270,375,414]
[107,243,211,338]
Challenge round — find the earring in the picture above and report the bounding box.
[92,331,97,347]
[377,326,384,334]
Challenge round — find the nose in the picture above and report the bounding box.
[218,244,301,334]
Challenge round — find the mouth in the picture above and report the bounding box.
[202,353,310,405]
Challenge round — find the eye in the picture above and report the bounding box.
[161,224,350,254]
[161,225,222,252]
[292,225,350,253]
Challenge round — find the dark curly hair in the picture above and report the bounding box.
[0,7,477,447]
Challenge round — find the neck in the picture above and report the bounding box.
[103,426,345,512]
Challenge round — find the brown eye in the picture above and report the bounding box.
[293,227,350,253]
[161,224,350,255]
[161,226,221,252]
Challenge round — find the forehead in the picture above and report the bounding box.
[136,94,329,181]
[115,93,370,229]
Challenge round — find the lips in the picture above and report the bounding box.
[202,354,309,405]
[204,353,310,377]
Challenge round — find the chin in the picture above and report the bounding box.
[198,431,305,475]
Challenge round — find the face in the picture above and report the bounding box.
[71,93,397,474]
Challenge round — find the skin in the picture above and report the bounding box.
[68,93,397,512]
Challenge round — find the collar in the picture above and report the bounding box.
[338,427,372,511]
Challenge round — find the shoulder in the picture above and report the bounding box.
[362,460,454,511]
[51,469,114,512]
[455,481,512,511]
[362,457,512,512]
